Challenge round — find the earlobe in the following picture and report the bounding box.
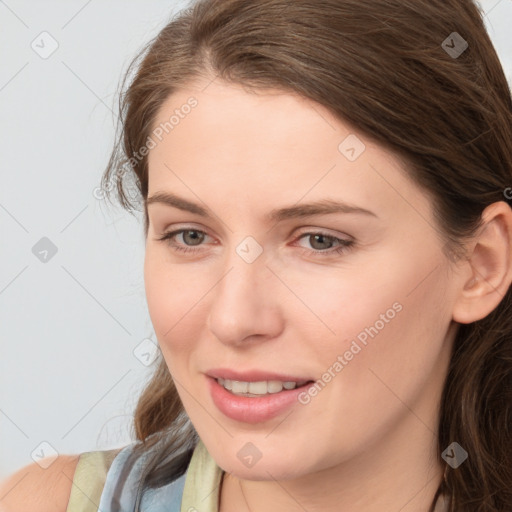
[452,201,512,324]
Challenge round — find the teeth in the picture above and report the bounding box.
[216,378,304,396]
[248,381,268,394]
[267,380,284,393]
[232,380,249,393]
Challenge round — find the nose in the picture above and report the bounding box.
[206,248,284,347]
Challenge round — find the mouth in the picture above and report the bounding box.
[215,377,315,397]
[207,375,317,423]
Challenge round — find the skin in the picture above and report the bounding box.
[144,77,512,512]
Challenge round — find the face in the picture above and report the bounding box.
[144,78,460,480]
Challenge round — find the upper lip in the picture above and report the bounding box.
[206,368,314,384]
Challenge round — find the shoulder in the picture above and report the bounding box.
[0,454,80,512]
[0,447,124,512]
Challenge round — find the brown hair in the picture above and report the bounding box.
[102,0,512,510]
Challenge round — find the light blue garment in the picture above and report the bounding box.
[97,443,186,512]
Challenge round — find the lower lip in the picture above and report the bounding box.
[207,376,314,424]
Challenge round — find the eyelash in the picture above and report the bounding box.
[156,228,354,257]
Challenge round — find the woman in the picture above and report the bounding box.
[1,0,511,510]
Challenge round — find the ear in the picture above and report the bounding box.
[452,201,512,324]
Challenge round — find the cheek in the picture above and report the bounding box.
[143,249,210,360]
[286,262,452,453]
[288,251,452,386]
[281,261,407,347]
[324,266,452,419]
[144,251,173,336]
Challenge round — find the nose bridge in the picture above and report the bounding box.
[215,240,269,315]
[207,238,282,344]
[219,234,270,299]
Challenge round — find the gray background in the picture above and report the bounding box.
[0,0,511,477]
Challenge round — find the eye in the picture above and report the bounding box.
[156,228,212,253]
[294,231,354,257]
[156,228,355,257]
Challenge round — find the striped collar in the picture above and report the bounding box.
[181,439,224,511]
[98,438,224,512]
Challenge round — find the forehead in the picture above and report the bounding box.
[145,79,433,228]
[149,79,343,156]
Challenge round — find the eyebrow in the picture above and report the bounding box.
[146,192,378,222]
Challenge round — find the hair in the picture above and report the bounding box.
[101,0,512,510]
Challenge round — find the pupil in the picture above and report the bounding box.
[185,230,202,245]
[313,234,331,250]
